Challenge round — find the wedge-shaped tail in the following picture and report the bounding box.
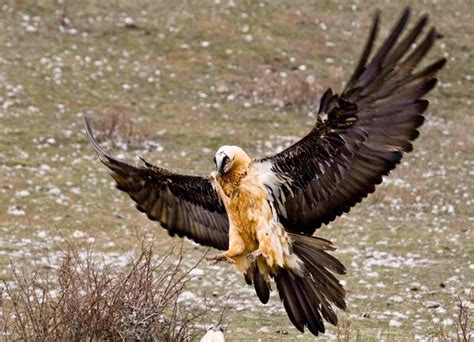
[274,234,346,335]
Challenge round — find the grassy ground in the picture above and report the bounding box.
[1,0,472,340]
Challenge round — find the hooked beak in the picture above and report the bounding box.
[217,160,226,176]
[215,154,229,176]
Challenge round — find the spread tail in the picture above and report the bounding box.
[274,233,346,335]
[245,233,346,336]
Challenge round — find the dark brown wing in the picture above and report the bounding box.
[84,118,229,250]
[256,7,445,234]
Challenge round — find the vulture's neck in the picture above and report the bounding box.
[221,156,252,187]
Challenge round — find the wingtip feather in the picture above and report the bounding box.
[83,116,110,162]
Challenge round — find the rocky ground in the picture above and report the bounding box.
[0,1,472,340]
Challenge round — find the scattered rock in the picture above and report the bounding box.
[72,230,86,238]
[276,329,288,335]
[124,17,138,29]
[424,301,440,309]
[7,206,25,216]
[389,319,402,327]
[217,84,229,93]
[190,268,204,276]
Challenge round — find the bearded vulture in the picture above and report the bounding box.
[85,7,445,336]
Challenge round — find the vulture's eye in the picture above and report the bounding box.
[223,155,229,164]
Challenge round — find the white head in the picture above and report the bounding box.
[214,145,250,177]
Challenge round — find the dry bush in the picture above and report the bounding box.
[435,293,473,342]
[250,70,324,109]
[336,321,361,342]
[0,242,207,341]
[88,102,150,147]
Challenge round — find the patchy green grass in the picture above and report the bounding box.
[1,0,472,340]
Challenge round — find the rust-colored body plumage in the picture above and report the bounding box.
[210,148,299,276]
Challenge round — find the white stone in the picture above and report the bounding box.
[16,190,30,197]
[124,17,135,26]
[7,206,25,216]
[72,230,86,238]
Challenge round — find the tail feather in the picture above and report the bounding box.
[244,273,252,285]
[293,241,346,274]
[302,278,339,325]
[303,254,347,312]
[298,252,346,309]
[291,233,346,306]
[284,269,326,335]
[273,234,346,336]
[253,266,270,304]
[274,270,306,332]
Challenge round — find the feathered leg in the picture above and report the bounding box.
[206,224,245,264]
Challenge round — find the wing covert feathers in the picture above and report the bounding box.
[84,117,229,250]
[257,7,445,234]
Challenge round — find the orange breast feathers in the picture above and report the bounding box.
[213,165,298,275]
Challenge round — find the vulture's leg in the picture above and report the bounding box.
[206,224,245,264]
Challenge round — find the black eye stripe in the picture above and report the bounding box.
[213,156,217,164]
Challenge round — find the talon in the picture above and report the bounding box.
[206,253,235,264]
[263,254,272,264]
[247,250,262,263]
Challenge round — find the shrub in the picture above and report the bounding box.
[0,242,207,341]
[435,293,473,342]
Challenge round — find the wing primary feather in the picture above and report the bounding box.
[358,7,411,89]
[382,13,429,69]
[344,9,380,92]
[84,117,130,171]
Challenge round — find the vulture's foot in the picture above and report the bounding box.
[206,252,235,264]
[246,249,272,265]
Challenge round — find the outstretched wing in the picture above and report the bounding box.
[84,118,229,250]
[255,7,445,234]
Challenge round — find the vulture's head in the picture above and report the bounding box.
[214,145,251,177]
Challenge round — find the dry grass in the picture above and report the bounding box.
[336,321,361,342]
[250,70,325,109]
[0,241,206,341]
